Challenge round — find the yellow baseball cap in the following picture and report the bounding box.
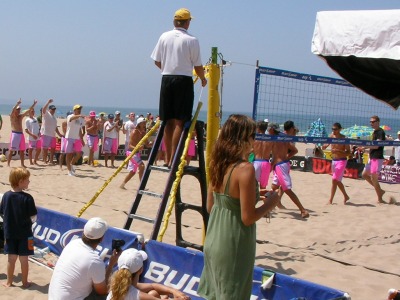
[174,8,193,20]
[73,104,82,110]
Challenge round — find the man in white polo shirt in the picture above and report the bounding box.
[151,8,207,168]
[65,104,86,176]
[41,99,63,164]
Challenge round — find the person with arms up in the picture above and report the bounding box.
[48,217,119,299]
[322,123,351,204]
[151,8,207,168]
[7,99,37,167]
[197,115,279,299]
[0,167,38,288]
[107,248,191,300]
[40,99,63,164]
[360,115,386,204]
[24,107,42,165]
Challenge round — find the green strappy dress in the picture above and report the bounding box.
[197,163,259,300]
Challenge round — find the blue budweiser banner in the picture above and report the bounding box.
[142,240,348,300]
[26,207,348,299]
[32,207,140,262]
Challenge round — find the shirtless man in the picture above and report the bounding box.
[85,111,99,166]
[253,120,273,189]
[322,123,350,204]
[7,99,37,167]
[269,121,309,218]
[120,117,151,189]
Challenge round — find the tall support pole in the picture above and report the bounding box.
[205,47,220,184]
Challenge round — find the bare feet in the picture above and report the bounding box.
[301,210,310,218]
[389,197,397,205]
[344,196,350,204]
[277,203,286,209]
[119,185,126,190]
[22,282,32,288]
[326,201,333,205]
[2,282,13,287]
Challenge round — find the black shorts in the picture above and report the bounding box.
[159,75,194,122]
[4,238,34,256]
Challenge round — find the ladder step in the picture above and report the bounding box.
[139,190,163,199]
[149,165,171,172]
[128,214,155,224]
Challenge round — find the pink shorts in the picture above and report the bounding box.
[187,139,196,156]
[332,159,347,181]
[65,138,83,154]
[10,131,26,151]
[126,151,142,173]
[364,158,384,175]
[272,160,292,191]
[253,159,271,188]
[60,137,67,154]
[87,134,99,152]
[28,138,42,149]
[41,135,56,149]
[103,137,118,154]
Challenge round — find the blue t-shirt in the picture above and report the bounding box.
[0,191,37,239]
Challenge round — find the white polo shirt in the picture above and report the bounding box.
[25,117,40,141]
[66,115,84,140]
[151,27,202,76]
[41,111,58,137]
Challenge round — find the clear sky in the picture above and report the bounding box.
[1,1,399,113]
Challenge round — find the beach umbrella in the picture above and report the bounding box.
[381,125,391,131]
[305,118,328,137]
[341,125,373,139]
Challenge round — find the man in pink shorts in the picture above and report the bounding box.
[103,114,121,168]
[269,121,309,218]
[7,99,37,167]
[361,115,386,204]
[120,118,150,189]
[85,111,99,167]
[322,122,350,204]
[24,107,42,165]
[252,120,272,189]
[40,99,63,164]
[65,104,86,176]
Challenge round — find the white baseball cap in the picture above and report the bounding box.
[136,117,146,126]
[118,248,148,273]
[83,217,108,239]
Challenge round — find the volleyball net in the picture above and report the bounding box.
[252,65,399,148]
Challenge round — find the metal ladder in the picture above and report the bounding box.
[123,120,208,250]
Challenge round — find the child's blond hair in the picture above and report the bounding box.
[9,167,30,189]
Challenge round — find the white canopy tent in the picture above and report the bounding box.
[312,9,400,110]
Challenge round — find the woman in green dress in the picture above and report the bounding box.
[198,114,279,299]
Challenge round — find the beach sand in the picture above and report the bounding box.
[0,115,399,299]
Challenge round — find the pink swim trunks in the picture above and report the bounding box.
[10,131,26,151]
[364,158,384,175]
[272,160,292,191]
[253,159,271,188]
[126,151,142,173]
[103,137,118,154]
[331,158,347,181]
[87,134,99,152]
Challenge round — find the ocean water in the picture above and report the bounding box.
[1,103,397,136]
[0,103,251,127]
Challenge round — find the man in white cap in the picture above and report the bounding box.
[41,99,63,164]
[122,112,136,151]
[107,248,190,300]
[65,104,86,176]
[48,217,119,299]
[151,8,207,168]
